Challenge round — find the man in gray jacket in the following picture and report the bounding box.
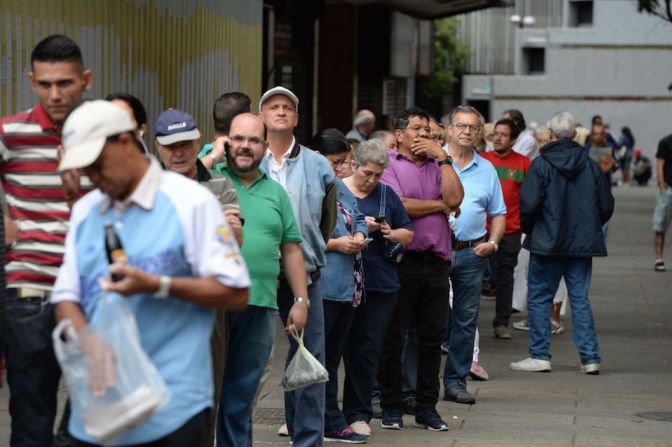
[259,86,337,447]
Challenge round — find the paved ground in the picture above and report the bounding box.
[1,185,671,446]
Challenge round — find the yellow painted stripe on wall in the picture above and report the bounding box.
[0,0,262,142]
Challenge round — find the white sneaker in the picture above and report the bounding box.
[512,320,530,331]
[350,420,371,437]
[278,423,289,436]
[510,357,551,372]
[580,363,600,375]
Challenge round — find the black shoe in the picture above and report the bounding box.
[402,396,416,415]
[381,408,403,430]
[371,396,383,419]
[414,407,449,432]
[443,383,476,405]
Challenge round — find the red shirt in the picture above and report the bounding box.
[481,150,531,234]
[0,104,72,289]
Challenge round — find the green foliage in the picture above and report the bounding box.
[637,0,672,23]
[421,18,470,99]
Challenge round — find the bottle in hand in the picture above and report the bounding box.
[105,223,127,282]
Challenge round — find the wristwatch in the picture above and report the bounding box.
[209,152,219,162]
[154,275,171,299]
[438,155,453,166]
[488,240,499,252]
[294,296,311,308]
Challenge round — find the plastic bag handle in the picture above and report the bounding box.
[52,319,78,360]
[289,327,304,347]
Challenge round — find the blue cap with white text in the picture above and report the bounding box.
[155,108,201,145]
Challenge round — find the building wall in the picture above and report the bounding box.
[0,0,263,141]
[462,0,672,159]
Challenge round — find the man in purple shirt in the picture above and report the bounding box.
[378,107,463,432]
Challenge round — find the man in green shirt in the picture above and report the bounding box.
[216,113,308,447]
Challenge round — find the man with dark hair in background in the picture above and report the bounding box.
[502,109,537,159]
[199,92,252,172]
[0,34,92,447]
[481,118,530,339]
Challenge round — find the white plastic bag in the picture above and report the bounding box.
[281,328,329,391]
[53,293,169,445]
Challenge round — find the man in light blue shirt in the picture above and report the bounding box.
[441,105,506,405]
[52,100,250,446]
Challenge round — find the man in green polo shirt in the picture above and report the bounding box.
[216,113,308,446]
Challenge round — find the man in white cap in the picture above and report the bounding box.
[52,100,250,445]
[259,86,337,447]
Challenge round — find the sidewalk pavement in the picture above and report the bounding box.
[1,185,670,446]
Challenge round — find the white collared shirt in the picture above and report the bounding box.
[264,137,296,187]
[101,157,161,213]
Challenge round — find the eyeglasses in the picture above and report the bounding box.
[230,135,265,147]
[405,125,431,134]
[452,123,481,133]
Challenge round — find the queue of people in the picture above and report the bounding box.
[0,34,624,447]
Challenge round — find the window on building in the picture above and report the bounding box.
[569,0,593,27]
[523,47,545,75]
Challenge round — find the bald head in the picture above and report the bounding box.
[230,113,265,140]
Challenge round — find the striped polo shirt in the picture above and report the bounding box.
[0,104,89,291]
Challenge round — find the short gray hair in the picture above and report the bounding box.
[443,105,485,127]
[548,111,575,139]
[354,138,389,167]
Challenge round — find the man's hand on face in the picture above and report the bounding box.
[410,137,444,159]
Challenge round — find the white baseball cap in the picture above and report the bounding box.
[59,100,135,171]
[259,86,299,112]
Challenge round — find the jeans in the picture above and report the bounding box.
[379,252,450,411]
[5,292,63,447]
[443,248,486,390]
[277,280,325,447]
[323,300,356,433]
[216,306,276,447]
[527,254,601,364]
[342,292,398,423]
[492,232,522,328]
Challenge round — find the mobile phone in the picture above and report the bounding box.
[363,237,374,245]
[374,215,385,223]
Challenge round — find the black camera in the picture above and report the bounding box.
[385,241,405,263]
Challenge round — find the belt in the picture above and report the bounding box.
[452,236,487,250]
[14,287,50,299]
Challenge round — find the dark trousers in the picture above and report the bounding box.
[323,300,356,433]
[378,252,451,411]
[492,232,522,328]
[5,292,64,447]
[74,409,210,447]
[342,292,398,423]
